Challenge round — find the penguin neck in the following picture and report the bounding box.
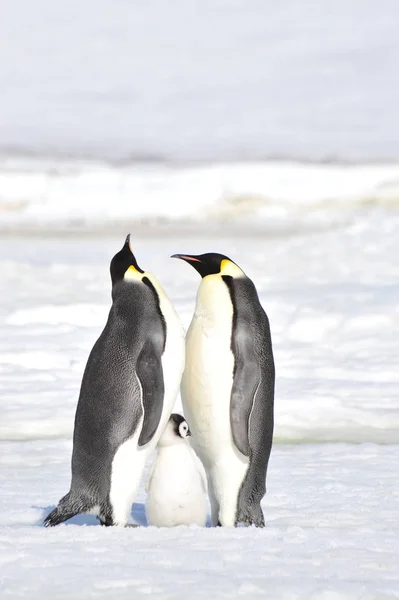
[111,279,141,306]
[194,274,234,322]
[143,272,181,326]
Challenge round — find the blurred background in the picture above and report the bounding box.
[1,0,399,233]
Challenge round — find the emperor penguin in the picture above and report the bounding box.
[145,413,208,527]
[172,253,275,528]
[43,235,185,527]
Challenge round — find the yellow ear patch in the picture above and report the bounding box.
[124,265,142,281]
[220,259,245,277]
[220,259,232,272]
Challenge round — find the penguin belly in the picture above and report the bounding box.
[146,445,207,527]
[181,280,249,527]
[109,287,185,526]
[108,415,146,525]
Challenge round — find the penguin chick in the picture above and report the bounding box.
[145,414,208,527]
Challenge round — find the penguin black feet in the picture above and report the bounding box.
[98,515,114,527]
[97,500,115,526]
[97,516,139,527]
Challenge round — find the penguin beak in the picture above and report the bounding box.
[186,428,192,437]
[171,254,201,263]
[125,233,134,255]
[171,254,208,278]
[123,234,144,274]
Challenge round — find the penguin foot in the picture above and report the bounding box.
[97,516,139,528]
[97,515,114,527]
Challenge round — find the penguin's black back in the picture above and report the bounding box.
[70,279,166,502]
[222,274,275,526]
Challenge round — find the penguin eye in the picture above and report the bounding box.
[179,423,188,437]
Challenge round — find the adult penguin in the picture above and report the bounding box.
[172,252,275,528]
[44,235,185,527]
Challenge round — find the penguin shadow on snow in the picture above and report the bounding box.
[36,503,147,527]
[36,503,212,528]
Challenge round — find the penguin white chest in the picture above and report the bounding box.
[181,273,250,527]
[146,444,207,527]
[181,276,238,460]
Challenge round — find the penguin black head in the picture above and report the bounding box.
[171,253,245,278]
[158,413,191,447]
[110,234,144,285]
[170,413,191,438]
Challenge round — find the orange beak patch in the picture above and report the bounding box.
[179,255,201,262]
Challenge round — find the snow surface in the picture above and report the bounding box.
[1,441,398,599]
[1,0,399,162]
[1,158,399,233]
[1,215,398,598]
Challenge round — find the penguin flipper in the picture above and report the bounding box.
[230,326,261,457]
[137,338,165,447]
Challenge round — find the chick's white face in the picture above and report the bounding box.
[158,415,191,447]
[178,420,190,439]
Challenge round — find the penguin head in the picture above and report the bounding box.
[110,234,144,285]
[171,253,245,279]
[158,413,191,447]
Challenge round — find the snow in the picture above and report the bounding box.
[1,442,399,599]
[1,213,398,598]
[1,158,399,232]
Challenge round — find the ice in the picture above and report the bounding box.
[0,441,398,598]
[1,159,399,232]
[6,304,108,328]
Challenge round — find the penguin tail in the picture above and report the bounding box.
[43,493,83,527]
[236,502,265,528]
